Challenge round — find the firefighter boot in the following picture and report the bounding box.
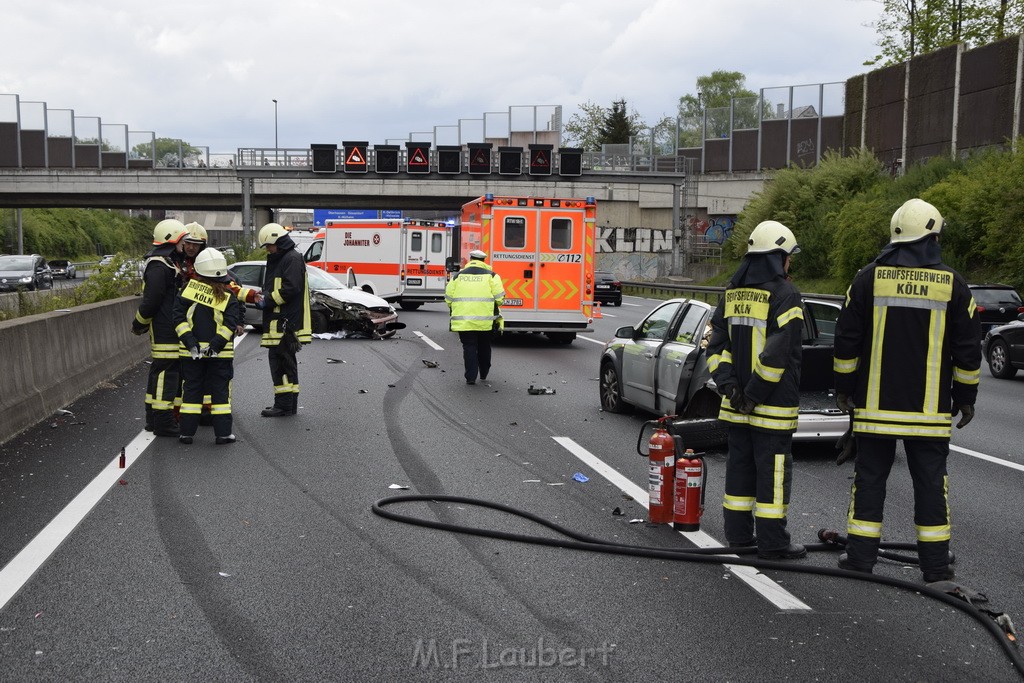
[288,393,298,415]
[919,541,954,583]
[152,410,181,438]
[261,394,294,417]
[838,536,878,573]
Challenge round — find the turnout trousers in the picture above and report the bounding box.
[458,330,493,382]
[146,357,180,430]
[722,425,795,553]
[268,342,299,410]
[179,358,233,438]
[845,436,951,575]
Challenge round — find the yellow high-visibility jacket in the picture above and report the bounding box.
[445,260,505,332]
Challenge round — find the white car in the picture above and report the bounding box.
[227,260,405,339]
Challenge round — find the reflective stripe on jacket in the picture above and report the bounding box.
[445,261,505,332]
[260,247,312,348]
[173,284,240,359]
[707,277,804,432]
[833,263,981,439]
[137,255,180,359]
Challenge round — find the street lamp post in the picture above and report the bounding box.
[272,99,278,157]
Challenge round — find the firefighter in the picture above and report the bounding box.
[444,249,504,385]
[173,249,240,445]
[132,218,188,437]
[256,223,311,417]
[706,220,806,560]
[833,198,981,582]
[180,222,208,281]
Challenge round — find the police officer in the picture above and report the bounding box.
[706,220,806,560]
[133,218,188,437]
[833,198,981,582]
[445,249,504,385]
[257,223,311,417]
[174,249,240,445]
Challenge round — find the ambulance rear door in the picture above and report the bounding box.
[490,208,539,316]
[401,222,451,298]
[537,205,586,315]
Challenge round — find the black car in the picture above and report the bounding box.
[969,283,1023,332]
[0,254,54,292]
[982,315,1024,379]
[594,270,622,306]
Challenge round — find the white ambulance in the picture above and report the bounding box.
[303,219,453,310]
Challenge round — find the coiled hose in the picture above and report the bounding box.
[372,494,1023,678]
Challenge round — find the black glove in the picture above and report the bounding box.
[836,393,856,413]
[131,320,149,336]
[952,404,974,429]
[735,395,756,415]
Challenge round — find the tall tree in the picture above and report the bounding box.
[562,100,643,150]
[866,0,1024,66]
[676,71,760,147]
[598,99,641,146]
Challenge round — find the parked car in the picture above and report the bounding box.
[0,254,54,292]
[982,315,1024,379]
[49,259,77,279]
[215,246,236,260]
[599,296,847,448]
[594,270,623,307]
[227,260,405,338]
[98,254,115,267]
[969,283,1024,332]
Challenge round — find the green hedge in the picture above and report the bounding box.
[1,208,153,260]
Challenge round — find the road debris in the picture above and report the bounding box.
[572,473,589,483]
[388,484,410,490]
[326,358,347,364]
[611,507,624,516]
[528,385,556,395]
[422,359,439,368]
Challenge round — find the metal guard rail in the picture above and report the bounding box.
[620,280,844,305]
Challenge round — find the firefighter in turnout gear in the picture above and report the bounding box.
[173,249,240,445]
[180,222,208,281]
[706,220,807,560]
[445,249,505,384]
[133,219,188,436]
[257,223,311,417]
[833,198,982,582]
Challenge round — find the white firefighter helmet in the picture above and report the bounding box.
[152,219,188,246]
[747,220,800,255]
[184,222,208,244]
[890,198,944,243]
[193,248,229,280]
[258,223,287,247]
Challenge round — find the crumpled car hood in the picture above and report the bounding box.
[316,286,390,308]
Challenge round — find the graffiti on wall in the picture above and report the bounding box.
[687,216,736,245]
[596,227,673,253]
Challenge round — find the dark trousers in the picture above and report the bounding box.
[845,437,950,573]
[146,358,180,412]
[179,358,233,438]
[268,343,299,407]
[458,330,493,382]
[723,425,795,552]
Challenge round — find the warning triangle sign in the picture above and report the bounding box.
[346,148,364,164]
[531,151,549,166]
[409,148,429,166]
[473,149,488,165]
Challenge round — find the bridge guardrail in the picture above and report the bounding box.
[620,280,845,306]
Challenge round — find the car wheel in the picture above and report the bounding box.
[547,332,575,344]
[310,311,328,334]
[672,417,728,450]
[399,301,422,311]
[600,361,629,413]
[987,339,1017,379]
[614,298,622,307]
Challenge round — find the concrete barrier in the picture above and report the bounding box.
[0,296,149,445]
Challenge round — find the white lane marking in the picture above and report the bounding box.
[551,436,812,612]
[950,444,1024,472]
[621,302,644,307]
[415,331,444,351]
[578,335,607,347]
[0,431,156,612]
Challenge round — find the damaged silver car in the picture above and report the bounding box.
[228,260,406,339]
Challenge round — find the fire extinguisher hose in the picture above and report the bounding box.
[372,494,1024,678]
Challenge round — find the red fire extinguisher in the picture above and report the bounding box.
[638,417,675,524]
[673,448,705,531]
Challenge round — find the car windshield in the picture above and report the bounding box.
[306,266,346,291]
[973,288,1022,306]
[0,256,33,270]
[51,260,69,267]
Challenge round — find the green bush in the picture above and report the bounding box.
[1,208,152,260]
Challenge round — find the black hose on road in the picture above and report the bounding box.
[372,494,1023,679]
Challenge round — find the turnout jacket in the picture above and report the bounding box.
[173,280,241,359]
[707,276,804,432]
[134,246,181,360]
[833,262,981,439]
[260,242,311,348]
[445,260,505,332]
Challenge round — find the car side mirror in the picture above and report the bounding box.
[614,325,635,338]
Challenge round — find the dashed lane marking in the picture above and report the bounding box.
[551,436,812,612]
[950,444,1024,472]
[414,331,444,351]
[578,335,607,346]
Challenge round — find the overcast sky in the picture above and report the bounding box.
[1,0,884,154]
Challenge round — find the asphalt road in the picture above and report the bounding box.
[1,294,1022,681]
